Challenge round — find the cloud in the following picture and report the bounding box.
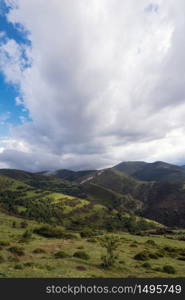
[1,0,185,171]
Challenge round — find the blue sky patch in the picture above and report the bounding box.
[0,1,30,137]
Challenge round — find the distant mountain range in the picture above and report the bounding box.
[0,160,185,228]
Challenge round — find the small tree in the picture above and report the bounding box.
[99,234,120,268]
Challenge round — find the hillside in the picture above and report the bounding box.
[41,169,97,182]
[113,161,185,182]
[1,211,185,278]
[0,169,86,198]
[1,168,185,278]
[1,164,185,228]
[0,175,159,233]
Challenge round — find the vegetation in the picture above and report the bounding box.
[99,234,120,268]
[0,211,185,277]
[1,161,185,278]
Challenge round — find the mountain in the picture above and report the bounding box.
[1,161,185,228]
[41,169,97,182]
[114,161,185,182]
[113,161,147,175]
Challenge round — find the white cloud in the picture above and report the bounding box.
[1,0,185,171]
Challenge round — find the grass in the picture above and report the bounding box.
[0,211,185,278]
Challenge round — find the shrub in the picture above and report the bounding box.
[99,234,120,268]
[12,221,16,228]
[87,238,96,243]
[22,230,32,241]
[130,243,138,248]
[20,221,28,228]
[33,248,46,254]
[14,264,24,270]
[34,225,76,239]
[178,257,185,261]
[155,250,165,258]
[142,262,151,269]
[148,253,159,259]
[80,228,96,238]
[8,246,25,256]
[45,265,54,271]
[8,256,19,263]
[145,240,156,246]
[163,265,176,274]
[76,265,87,271]
[24,262,35,267]
[163,246,176,253]
[0,255,5,263]
[73,251,90,260]
[54,251,69,259]
[0,241,10,247]
[134,251,149,261]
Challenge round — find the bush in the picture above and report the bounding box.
[24,262,35,267]
[134,251,149,261]
[163,246,176,253]
[20,221,28,228]
[14,264,24,270]
[33,248,46,254]
[22,230,32,241]
[80,228,96,238]
[163,265,176,274]
[34,225,76,239]
[87,238,96,243]
[145,240,156,246]
[8,246,25,256]
[148,253,159,259]
[0,255,5,263]
[73,251,90,260]
[0,241,10,247]
[178,256,185,261]
[76,265,87,271]
[54,251,69,259]
[155,250,165,258]
[99,234,120,268]
[142,262,151,269]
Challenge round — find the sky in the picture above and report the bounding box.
[0,0,185,171]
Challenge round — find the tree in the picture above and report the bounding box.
[99,234,120,268]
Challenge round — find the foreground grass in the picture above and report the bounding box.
[0,212,185,278]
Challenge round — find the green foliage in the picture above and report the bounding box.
[21,230,33,242]
[145,240,157,246]
[73,251,90,260]
[142,262,151,269]
[33,225,64,238]
[0,241,10,247]
[0,255,5,263]
[148,253,159,259]
[20,221,28,228]
[32,248,46,254]
[54,251,70,259]
[163,265,176,274]
[80,228,97,238]
[8,246,25,256]
[134,251,149,261]
[87,238,97,243]
[99,234,120,268]
[14,264,24,270]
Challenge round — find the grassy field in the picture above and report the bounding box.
[0,212,185,278]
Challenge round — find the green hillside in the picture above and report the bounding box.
[113,161,185,182]
[0,211,185,278]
